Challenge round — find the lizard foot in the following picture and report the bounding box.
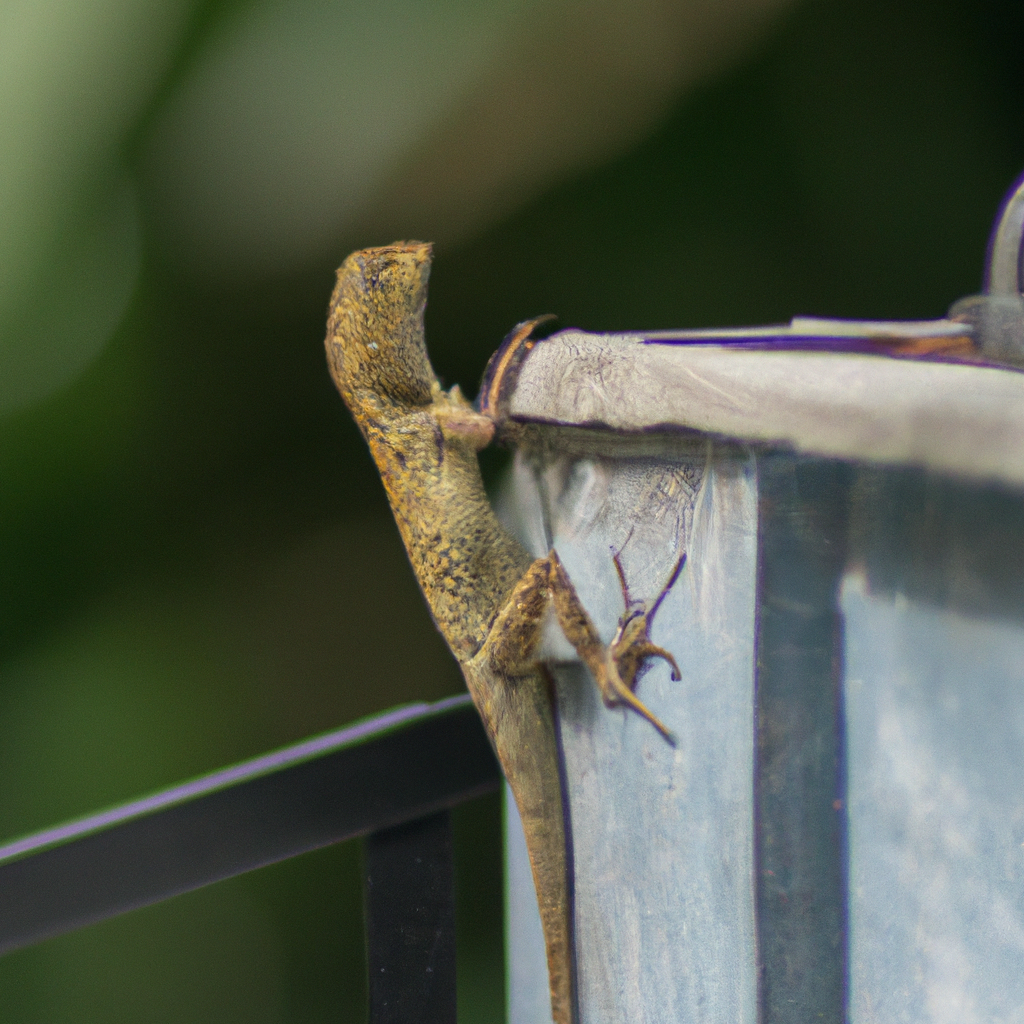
[601,550,688,743]
[547,548,687,745]
[593,651,678,744]
[618,640,681,682]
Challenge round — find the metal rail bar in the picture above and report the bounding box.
[0,695,500,957]
[365,811,457,1024]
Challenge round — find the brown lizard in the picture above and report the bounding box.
[325,242,682,1024]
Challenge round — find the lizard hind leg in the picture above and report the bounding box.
[483,555,560,675]
[547,551,678,745]
[486,545,683,760]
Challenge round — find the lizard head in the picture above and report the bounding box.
[325,242,439,420]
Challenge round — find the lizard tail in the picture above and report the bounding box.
[463,662,575,1024]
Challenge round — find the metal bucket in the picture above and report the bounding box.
[503,174,1024,1023]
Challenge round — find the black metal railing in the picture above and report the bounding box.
[0,694,501,1022]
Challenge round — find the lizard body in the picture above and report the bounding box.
[325,242,680,1024]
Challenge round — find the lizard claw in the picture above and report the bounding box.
[597,661,677,745]
[629,642,682,682]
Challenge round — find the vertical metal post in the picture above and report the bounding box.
[754,455,850,1023]
[364,811,457,1024]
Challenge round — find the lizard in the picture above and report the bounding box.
[324,241,682,1024]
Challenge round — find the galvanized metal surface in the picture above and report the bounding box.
[505,439,1024,1024]
[501,179,1024,1018]
[843,469,1024,1022]
[505,441,759,1024]
[843,578,1024,1022]
[509,331,1024,487]
[753,457,850,1022]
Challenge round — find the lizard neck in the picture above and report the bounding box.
[364,404,533,661]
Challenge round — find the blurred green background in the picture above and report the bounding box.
[1,0,1022,1018]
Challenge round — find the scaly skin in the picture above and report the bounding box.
[325,242,681,1024]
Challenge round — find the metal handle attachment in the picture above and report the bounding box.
[949,170,1024,364]
[986,170,1024,296]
